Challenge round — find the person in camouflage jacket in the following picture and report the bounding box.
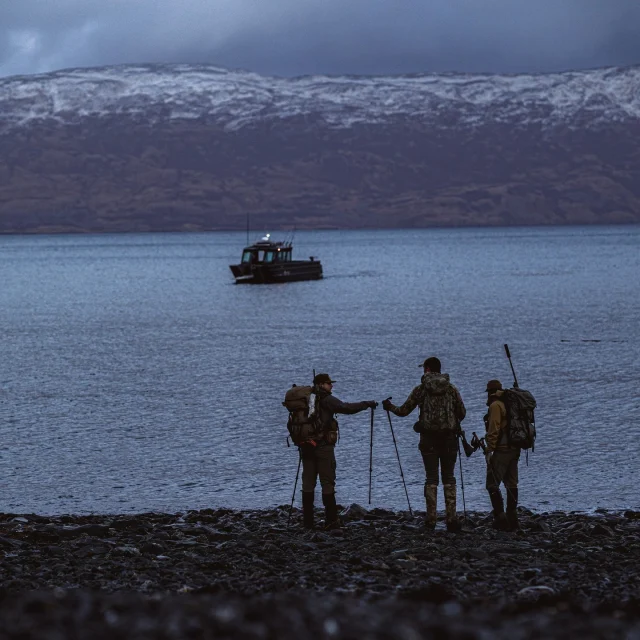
[383,357,466,531]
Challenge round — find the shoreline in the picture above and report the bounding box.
[2,504,636,518]
[1,221,640,236]
[1,506,639,638]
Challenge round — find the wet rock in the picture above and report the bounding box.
[592,524,615,537]
[55,524,111,539]
[517,585,556,598]
[140,542,165,554]
[114,546,141,556]
[523,568,542,579]
[73,544,111,558]
[340,504,369,522]
[529,520,551,533]
[466,549,488,560]
[0,535,23,549]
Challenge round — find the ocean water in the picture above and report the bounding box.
[0,227,639,515]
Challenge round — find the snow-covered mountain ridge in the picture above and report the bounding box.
[2,63,640,232]
[1,63,639,131]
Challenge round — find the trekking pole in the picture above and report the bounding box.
[368,407,374,505]
[287,451,302,528]
[504,344,519,388]
[456,436,467,520]
[384,399,413,516]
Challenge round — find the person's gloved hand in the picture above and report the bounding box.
[382,398,393,411]
[485,450,493,466]
[366,400,379,409]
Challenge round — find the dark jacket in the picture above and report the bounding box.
[314,387,370,445]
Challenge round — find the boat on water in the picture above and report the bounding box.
[229,234,323,284]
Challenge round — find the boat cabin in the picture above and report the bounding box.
[241,235,294,264]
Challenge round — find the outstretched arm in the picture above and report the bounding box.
[385,385,422,417]
[323,395,372,415]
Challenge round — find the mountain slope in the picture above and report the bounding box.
[1,64,639,232]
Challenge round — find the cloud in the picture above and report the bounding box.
[1,0,639,78]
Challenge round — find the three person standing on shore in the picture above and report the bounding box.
[287,353,531,532]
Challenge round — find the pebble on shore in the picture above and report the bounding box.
[1,506,639,639]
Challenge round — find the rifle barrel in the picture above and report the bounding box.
[504,343,519,388]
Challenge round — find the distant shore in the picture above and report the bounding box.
[1,507,638,638]
[1,221,640,236]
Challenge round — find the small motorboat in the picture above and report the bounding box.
[229,235,323,284]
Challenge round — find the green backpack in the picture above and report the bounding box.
[502,388,537,451]
[420,373,460,432]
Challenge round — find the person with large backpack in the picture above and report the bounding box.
[484,378,536,531]
[382,356,466,532]
[283,373,377,530]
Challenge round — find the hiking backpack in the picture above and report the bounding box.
[502,388,537,450]
[282,384,319,445]
[420,380,460,432]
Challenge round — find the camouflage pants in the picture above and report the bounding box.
[419,434,458,486]
[301,444,336,495]
[486,449,520,490]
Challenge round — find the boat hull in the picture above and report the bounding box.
[230,261,323,284]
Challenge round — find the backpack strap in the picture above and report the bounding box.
[314,390,340,444]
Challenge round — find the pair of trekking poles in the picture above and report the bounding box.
[288,402,413,526]
[373,407,469,521]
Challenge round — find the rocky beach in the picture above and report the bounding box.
[1,506,639,638]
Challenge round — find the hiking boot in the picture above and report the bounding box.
[493,513,510,531]
[506,512,520,531]
[302,491,315,530]
[489,488,509,531]
[443,484,462,533]
[322,493,341,530]
[506,488,519,531]
[424,485,438,530]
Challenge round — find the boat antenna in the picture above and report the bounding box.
[246,213,250,246]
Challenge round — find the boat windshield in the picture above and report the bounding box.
[242,248,292,263]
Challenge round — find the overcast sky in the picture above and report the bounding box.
[1,0,639,79]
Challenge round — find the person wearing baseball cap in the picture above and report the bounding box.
[382,356,466,532]
[300,373,377,530]
[484,378,519,531]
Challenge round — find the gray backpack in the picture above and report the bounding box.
[502,388,537,450]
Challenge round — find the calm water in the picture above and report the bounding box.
[1,227,639,515]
